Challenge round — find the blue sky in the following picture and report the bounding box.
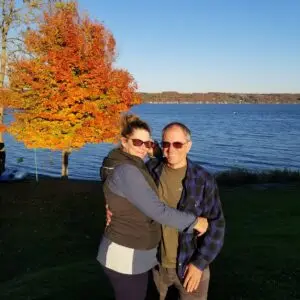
[78,0,300,93]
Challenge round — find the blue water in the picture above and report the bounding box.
[3,104,300,180]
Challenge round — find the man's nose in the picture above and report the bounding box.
[168,145,176,152]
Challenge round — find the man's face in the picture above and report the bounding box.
[162,126,192,169]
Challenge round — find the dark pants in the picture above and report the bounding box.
[152,265,210,300]
[103,266,149,300]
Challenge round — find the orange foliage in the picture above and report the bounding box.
[0,88,22,108]
[8,3,141,150]
[0,124,6,133]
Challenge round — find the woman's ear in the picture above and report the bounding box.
[120,137,128,150]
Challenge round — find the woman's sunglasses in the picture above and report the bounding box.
[130,138,154,149]
[161,141,187,149]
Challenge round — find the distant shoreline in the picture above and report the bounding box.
[139,92,300,104]
[142,102,300,104]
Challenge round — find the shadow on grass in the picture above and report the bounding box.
[1,177,300,299]
[0,260,114,300]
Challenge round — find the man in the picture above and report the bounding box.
[106,122,225,300]
[146,122,225,300]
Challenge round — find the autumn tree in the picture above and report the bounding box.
[8,2,141,178]
[0,0,60,174]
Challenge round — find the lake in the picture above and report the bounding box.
[3,104,300,180]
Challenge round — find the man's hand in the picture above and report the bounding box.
[183,263,203,293]
[193,217,208,236]
[106,204,112,226]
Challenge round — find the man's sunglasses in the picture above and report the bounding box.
[161,141,188,149]
[130,138,154,149]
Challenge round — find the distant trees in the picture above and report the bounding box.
[8,2,140,178]
[139,92,300,104]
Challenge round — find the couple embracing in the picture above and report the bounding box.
[97,114,225,300]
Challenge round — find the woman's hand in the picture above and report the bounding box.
[193,217,208,236]
[105,204,113,226]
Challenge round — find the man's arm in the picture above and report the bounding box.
[190,177,225,271]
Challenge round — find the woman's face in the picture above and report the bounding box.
[121,129,153,160]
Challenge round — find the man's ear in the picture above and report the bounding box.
[186,141,192,153]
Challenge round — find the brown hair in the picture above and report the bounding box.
[120,114,151,138]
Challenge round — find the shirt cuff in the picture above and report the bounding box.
[190,256,209,271]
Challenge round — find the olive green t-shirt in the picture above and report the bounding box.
[158,164,187,268]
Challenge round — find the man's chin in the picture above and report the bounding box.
[166,158,178,165]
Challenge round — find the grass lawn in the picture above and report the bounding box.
[0,179,299,299]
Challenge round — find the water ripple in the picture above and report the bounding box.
[3,104,300,179]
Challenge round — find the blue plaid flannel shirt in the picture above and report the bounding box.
[146,158,225,280]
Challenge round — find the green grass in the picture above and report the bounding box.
[209,185,300,299]
[0,179,300,299]
[216,168,300,186]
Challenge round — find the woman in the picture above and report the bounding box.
[97,114,207,300]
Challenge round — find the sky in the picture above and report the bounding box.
[77,0,300,93]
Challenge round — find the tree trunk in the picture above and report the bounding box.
[0,93,5,175]
[0,24,8,175]
[0,140,5,176]
[61,150,70,179]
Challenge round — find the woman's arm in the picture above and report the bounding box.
[107,164,199,232]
